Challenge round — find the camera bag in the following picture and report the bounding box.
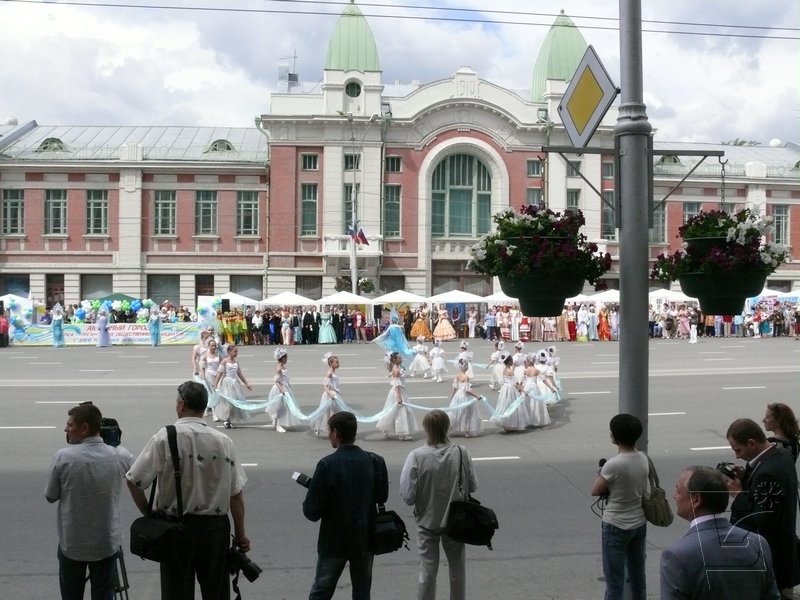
[130,425,189,562]
[371,505,409,555]
[445,446,499,549]
[641,453,674,527]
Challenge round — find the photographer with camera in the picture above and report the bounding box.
[46,403,134,600]
[126,381,251,600]
[726,418,799,599]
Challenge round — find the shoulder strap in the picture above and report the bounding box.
[455,445,466,499]
[166,425,184,519]
[644,453,659,489]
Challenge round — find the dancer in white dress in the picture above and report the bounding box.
[512,341,526,383]
[201,339,221,421]
[377,352,418,440]
[214,344,253,429]
[457,341,474,380]
[490,355,530,431]
[534,349,560,405]
[487,340,505,391]
[523,353,551,427]
[191,330,210,377]
[311,353,342,437]
[267,347,303,433]
[448,358,483,437]
[546,345,563,393]
[429,339,447,383]
[407,337,433,379]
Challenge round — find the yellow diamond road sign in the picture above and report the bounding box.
[558,46,618,148]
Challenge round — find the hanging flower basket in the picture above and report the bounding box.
[468,204,611,316]
[651,208,789,312]
[499,274,585,317]
[678,269,766,315]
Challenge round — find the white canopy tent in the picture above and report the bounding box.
[427,290,486,305]
[649,288,694,303]
[317,291,373,306]
[220,291,260,306]
[482,291,518,305]
[0,293,31,309]
[564,293,593,304]
[748,287,787,300]
[371,290,428,305]
[260,291,317,307]
[588,289,621,304]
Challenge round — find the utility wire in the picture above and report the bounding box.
[4,0,799,40]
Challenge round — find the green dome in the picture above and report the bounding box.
[325,1,381,72]
[531,10,588,101]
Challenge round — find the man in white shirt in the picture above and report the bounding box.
[46,403,134,600]
[126,381,250,599]
[400,410,478,600]
[660,466,778,599]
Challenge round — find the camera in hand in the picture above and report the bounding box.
[292,471,311,488]
[228,544,262,582]
[716,462,738,479]
[598,459,609,499]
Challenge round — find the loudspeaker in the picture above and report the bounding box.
[221,299,231,313]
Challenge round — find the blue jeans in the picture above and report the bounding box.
[57,546,116,600]
[601,521,646,600]
[309,554,373,600]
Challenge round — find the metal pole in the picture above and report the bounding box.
[616,0,652,449]
[348,115,359,295]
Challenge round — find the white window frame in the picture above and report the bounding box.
[383,184,401,238]
[236,191,259,236]
[300,183,318,236]
[85,189,108,235]
[526,159,542,177]
[45,189,67,235]
[154,190,176,236]
[195,190,218,236]
[301,154,318,171]
[2,189,24,235]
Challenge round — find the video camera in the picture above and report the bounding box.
[715,462,738,480]
[79,401,122,446]
[228,544,262,583]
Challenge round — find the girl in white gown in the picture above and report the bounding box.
[201,339,221,421]
[429,339,447,383]
[311,353,342,437]
[376,352,418,440]
[487,340,505,391]
[523,353,551,427]
[546,345,563,393]
[533,349,560,406]
[267,347,302,433]
[457,341,474,380]
[448,358,483,437]
[512,341,526,383]
[214,344,253,429]
[407,337,433,379]
[491,354,530,431]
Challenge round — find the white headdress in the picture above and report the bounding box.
[458,357,470,372]
[434,338,442,347]
[274,347,288,360]
[460,341,469,350]
[322,351,334,365]
[514,341,525,350]
[496,340,505,350]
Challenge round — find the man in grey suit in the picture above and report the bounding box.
[660,466,779,599]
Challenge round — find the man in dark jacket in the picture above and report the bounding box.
[727,418,799,599]
[303,411,388,599]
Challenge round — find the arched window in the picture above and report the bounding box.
[36,138,69,153]
[205,139,235,153]
[431,154,491,238]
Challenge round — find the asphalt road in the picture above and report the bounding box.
[2,335,798,599]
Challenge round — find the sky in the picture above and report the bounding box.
[1,0,798,144]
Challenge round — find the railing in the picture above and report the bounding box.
[322,234,383,257]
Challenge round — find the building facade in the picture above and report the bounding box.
[1,4,798,308]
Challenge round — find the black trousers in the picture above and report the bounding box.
[160,514,230,600]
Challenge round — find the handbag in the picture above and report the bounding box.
[445,446,499,550]
[371,504,409,555]
[130,425,190,562]
[641,454,674,527]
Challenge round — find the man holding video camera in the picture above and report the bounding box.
[302,411,388,599]
[726,418,799,599]
[126,380,251,600]
[46,403,134,600]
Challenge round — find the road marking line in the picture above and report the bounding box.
[0,426,57,429]
[590,361,618,364]
[36,401,78,404]
[597,354,619,357]
[339,367,379,370]
[242,463,258,467]
[148,361,179,364]
[649,412,686,416]
[699,352,724,354]
[119,355,148,358]
[30,362,61,365]
[413,396,450,400]
[9,356,38,359]
[721,345,746,348]
[570,391,611,395]
[80,369,113,372]
[690,446,730,451]
[703,358,734,361]
[723,386,767,390]
[473,456,520,461]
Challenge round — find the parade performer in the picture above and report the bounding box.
[409,308,433,341]
[407,337,433,379]
[311,353,343,437]
[533,349,560,405]
[267,347,302,433]
[432,304,457,341]
[429,339,447,383]
[487,340,505,391]
[148,309,161,347]
[96,310,110,347]
[373,316,415,364]
[448,358,482,438]
[512,341,526,382]
[317,306,338,344]
[456,341,474,380]
[51,306,65,348]
[201,339,221,420]
[523,353,551,428]
[376,352,418,441]
[214,344,253,429]
[491,354,530,432]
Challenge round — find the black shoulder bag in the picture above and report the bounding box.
[130,425,190,562]
[368,451,409,555]
[445,445,499,550]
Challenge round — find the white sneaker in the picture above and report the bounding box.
[423,373,428,379]
[276,424,286,433]
[436,377,442,383]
